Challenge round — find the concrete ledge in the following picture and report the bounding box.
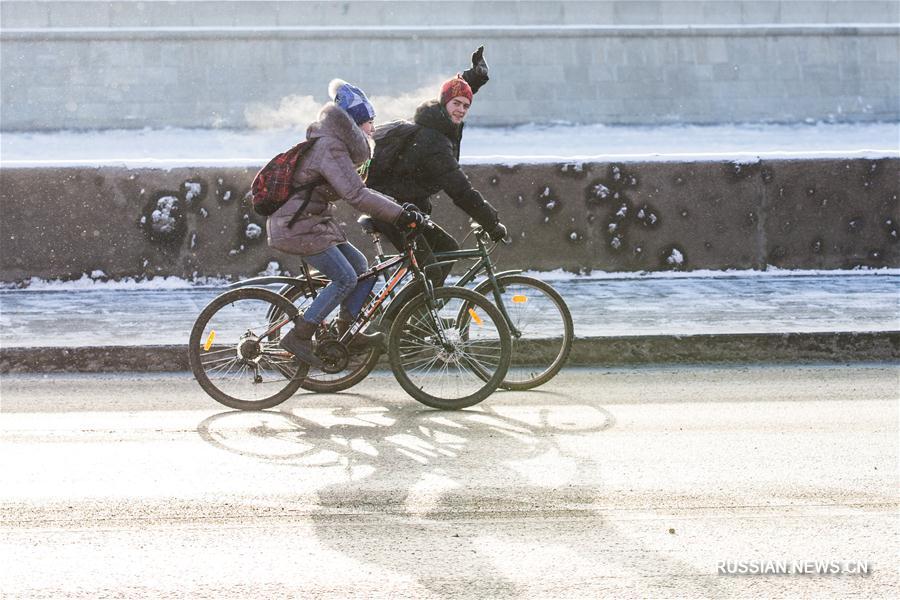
[2,332,897,373]
[5,24,898,41]
[3,159,898,281]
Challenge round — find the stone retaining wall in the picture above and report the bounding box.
[1,158,897,282]
[2,1,898,129]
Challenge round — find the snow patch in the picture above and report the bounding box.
[245,223,263,239]
[591,183,610,199]
[3,122,897,169]
[150,196,178,233]
[1,274,231,291]
[666,249,685,265]
[258,261,283,276]
[184,181,202,204]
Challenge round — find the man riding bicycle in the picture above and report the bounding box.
[366,46,509,287]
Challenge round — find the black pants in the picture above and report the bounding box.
[371,218,460,287]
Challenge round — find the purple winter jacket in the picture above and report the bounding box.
[267,103,404,256]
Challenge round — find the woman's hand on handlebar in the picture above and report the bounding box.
[394,204,426,230]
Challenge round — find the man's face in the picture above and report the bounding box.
[445,96,471,124]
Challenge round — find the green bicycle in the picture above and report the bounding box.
[226,217,573,393]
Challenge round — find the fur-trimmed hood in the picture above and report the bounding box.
[306,102,373,166]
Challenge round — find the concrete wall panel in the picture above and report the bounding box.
[1,1,897,130]
[1,159,897,283]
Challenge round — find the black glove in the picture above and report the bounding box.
[488,222,508,242]
[395,206,425,229]
[471,46,489,79]
[461,45,489,93]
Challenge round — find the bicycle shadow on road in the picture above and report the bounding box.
[196,392,616,467]
[196,396,617,596]
[192,397,734,596]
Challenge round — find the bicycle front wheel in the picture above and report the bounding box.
[189,288,303,411]
[388,286,511,410]
[474,275,574,390]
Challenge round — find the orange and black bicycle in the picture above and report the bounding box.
[189,217,511,411]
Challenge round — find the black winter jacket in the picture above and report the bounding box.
[366,100,499,231]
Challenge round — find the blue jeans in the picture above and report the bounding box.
[301,243,374,325]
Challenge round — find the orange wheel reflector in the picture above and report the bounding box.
[203,331,216,351]
[467,309,483,325]
[512,295,528,303]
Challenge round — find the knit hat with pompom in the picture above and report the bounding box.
[329,79,375,125]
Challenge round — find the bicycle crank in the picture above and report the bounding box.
[316,340,350,374]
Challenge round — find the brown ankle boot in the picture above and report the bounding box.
[279,318,324,368]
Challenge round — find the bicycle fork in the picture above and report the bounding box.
[478,249,524,339]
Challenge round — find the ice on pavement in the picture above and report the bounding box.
[1,121,897,168]
[1,270,897,347]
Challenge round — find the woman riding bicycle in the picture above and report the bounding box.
[267,79,422,369]
[365,46,508,286]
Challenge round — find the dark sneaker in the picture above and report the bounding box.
[335,317,385,353]
[347,330,386,353]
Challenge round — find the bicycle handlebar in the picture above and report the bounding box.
[469,222,512,246]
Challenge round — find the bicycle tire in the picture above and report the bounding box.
[388,286,511,410]
[189,287,303,410]
[267,285,382,394]
[301,339,382,393]
[473,274,573,390]
[292,279,425,394]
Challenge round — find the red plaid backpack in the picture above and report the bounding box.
[250,139,321,216]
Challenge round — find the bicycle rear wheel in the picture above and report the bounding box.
[388,286,511,410]
[290,279,425,394]
[269,286,383,394]
[299,329,382,393]
[189,288,303,410]
[474,275,573,390]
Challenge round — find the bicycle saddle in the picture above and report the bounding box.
[357,215,377,234]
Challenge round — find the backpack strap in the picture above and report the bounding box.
[286,178,323,229]
[284,138,323,229]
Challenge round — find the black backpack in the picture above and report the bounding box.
[370,120,421,178]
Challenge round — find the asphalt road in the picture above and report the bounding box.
[2,364,898,598]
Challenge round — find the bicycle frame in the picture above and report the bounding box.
[369,227,524,338]
[336,230,454,348]
[228,224,515,344]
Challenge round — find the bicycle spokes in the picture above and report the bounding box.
[480,276,574,390]
[189,288,304,410]
[389,287,511,409]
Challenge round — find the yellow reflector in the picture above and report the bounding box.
[512,294,528,304]
[467,308,483,325]
[203,331,216,351]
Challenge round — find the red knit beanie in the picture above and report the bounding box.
[440,77,473,105]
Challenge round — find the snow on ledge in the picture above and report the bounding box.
[3,267,898,291]
[1,122,897,169]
